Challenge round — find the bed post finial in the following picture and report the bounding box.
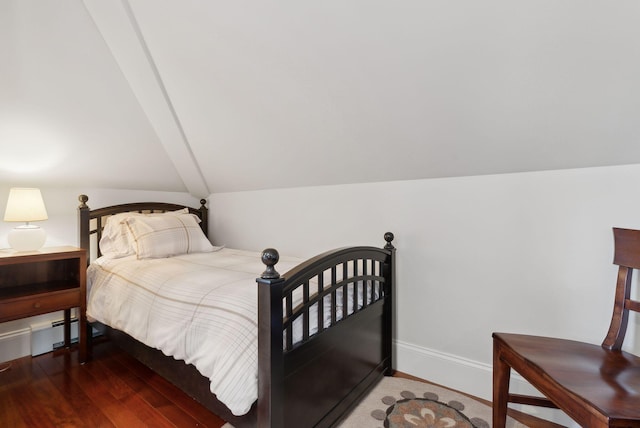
[261,248,280,279]
[78,195,90,266]
[384,232,395,250]
[79,194,89,208]
[199,199,206,208]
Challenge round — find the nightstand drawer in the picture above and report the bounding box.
[0,288,81,322]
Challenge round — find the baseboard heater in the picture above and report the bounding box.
[31,318,101,356]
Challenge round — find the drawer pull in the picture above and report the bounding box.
[33,302,41,309]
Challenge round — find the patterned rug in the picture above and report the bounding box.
[223,377,528,428]
[338,377,528,428]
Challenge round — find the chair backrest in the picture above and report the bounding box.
[602,228,640,350]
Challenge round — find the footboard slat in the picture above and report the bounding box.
[353,261,359,314]
[342,263,348,318]
[331,267,338,325]
[285,294,293,350]
[362,260,369,309]
[317,273,325,334]
[302,280,310,342]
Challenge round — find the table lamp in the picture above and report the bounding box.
[4,188,48,251]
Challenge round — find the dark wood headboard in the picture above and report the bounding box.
[77,194,208,263]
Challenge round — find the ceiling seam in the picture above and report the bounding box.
[122,0,211,196]
[121,0,210,196]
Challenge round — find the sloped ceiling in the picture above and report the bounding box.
[2,1,640,196]
[0,1,186,192]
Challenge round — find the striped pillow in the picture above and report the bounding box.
[124,213,215,259]
[99,209,189,258]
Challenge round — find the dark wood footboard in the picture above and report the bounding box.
[78,195,395,427]
[258,236,395,427]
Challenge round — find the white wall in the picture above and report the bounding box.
[210,163,640,425]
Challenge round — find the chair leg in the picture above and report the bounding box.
[493,341,511,428]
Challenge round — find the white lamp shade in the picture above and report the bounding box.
[4,188,48,222]
[4,188,48,251]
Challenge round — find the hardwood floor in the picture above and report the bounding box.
[0,340,563,427]
[0,340,226,428]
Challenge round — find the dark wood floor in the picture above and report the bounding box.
[0,340,226,427]
[0,340,563,427]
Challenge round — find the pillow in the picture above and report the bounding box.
[123,213,215,259]
[99,208,188,258]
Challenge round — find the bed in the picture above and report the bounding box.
[77,195,395,427]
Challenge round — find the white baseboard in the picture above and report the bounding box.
[0,317,81,363]
[395,339,494,399]
[395,339,578,427]
[0,328,31,363]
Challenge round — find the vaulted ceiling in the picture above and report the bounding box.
[2,1,640,196]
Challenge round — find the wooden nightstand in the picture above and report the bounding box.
[0,246,87,363]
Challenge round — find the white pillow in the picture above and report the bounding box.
[124,213,215,259]
[99,208,189,258]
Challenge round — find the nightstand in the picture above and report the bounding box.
[0,246,87,363]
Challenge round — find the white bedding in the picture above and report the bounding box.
[87,248,302,416]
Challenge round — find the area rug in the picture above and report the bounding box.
[338,377,527,427]
[223,377,527,427]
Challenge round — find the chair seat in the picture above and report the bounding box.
[494,332,640,422]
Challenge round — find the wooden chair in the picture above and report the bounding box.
[493,227,640,427]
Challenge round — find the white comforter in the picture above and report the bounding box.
[86,248,302,416]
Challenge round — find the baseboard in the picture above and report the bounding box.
[0,317,82,363]
[394,339,577,427]
[395,339,494,400]
[0,328,31,363]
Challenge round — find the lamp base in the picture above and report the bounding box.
[8,225,47,252]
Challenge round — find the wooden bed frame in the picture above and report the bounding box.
[77,194,395,427]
